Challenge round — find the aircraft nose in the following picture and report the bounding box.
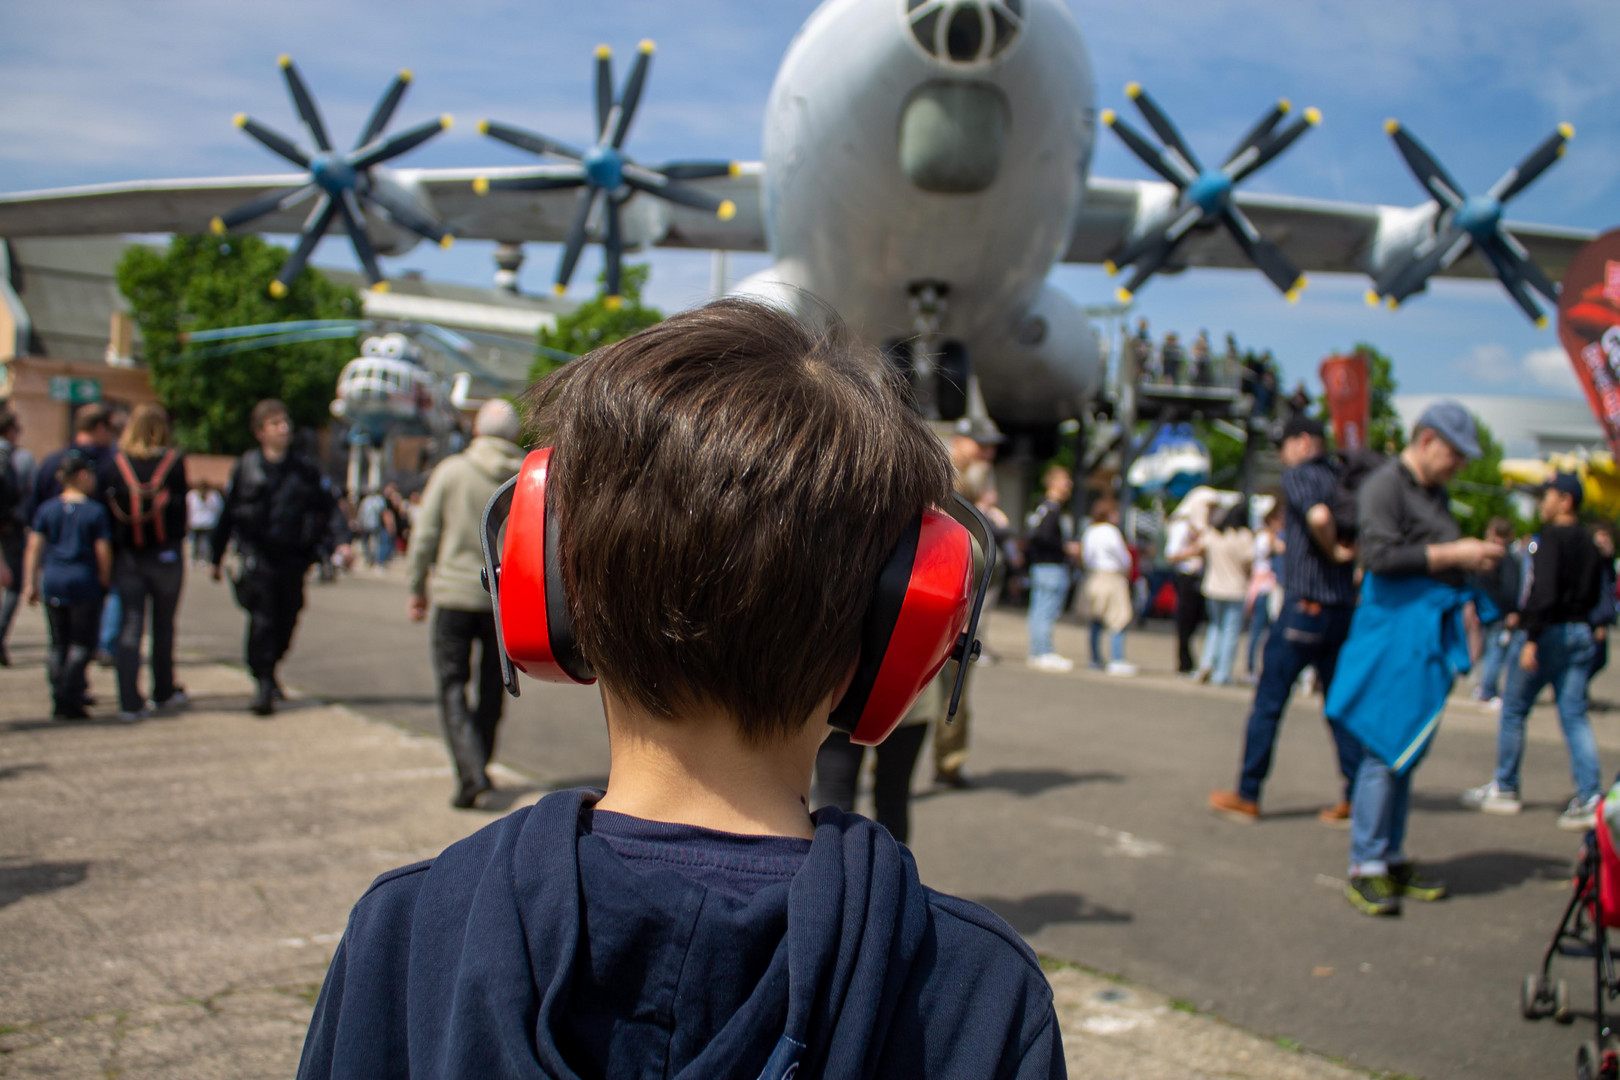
[906,0,1025,66]
[899,82,1010,194]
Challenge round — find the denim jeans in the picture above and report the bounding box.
[1247,591,1274,674]
[1349,753,1412,877]
[1236,597,1362,803]
[97,589,122,657]
[1475,620,1513,700]
[1495,624,1602,803]
[1089,622,1125,667]
[1027,563,1069,658]
[1199,597,1245,685]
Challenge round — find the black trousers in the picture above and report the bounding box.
[114,548,184,712]
[0,530,23,650]
[433,607,505,792]
[812,724,930,845]
[45,600,100,713]
[234,559,308,680]
[1173,571,1207,673]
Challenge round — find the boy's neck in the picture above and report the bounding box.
[593,689,828,841]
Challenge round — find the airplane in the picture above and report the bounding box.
[0,0,1595,456]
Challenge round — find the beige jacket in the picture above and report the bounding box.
[1201,527,1255,602]
[405,437,526,612]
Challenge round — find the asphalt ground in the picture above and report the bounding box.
[173,565,1620,1080]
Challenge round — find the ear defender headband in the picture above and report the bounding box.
[480,447,997,746]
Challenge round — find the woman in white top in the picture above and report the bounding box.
[1197,502,1255,686]
[1081,498,1137,676]
[1246,504,1285,678]
[186,482,223,565]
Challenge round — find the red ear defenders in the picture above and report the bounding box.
[480,447,996,746]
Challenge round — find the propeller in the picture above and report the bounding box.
[1367,120,1573,326]
[211,56,454,297]
[1102,84,1319,303]
[180,319,573,374]
[473,40,740,307]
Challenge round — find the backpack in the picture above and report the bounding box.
[0,441,17,536]
[1328,447,1387,542]
[110,449,181,549]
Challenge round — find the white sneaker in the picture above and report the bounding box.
[1558,795,1602,832]
[1460,781,1522,815]
[1106,661,1138,677]
[1026,653,1074,673]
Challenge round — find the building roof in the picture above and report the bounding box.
[1394,393,1603,460]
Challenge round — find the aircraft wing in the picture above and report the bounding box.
[1063,177,1594,283]
[0,164,769,253]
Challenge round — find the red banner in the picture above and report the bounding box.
[1319,352,1370,451]
[1558,229,1620,458]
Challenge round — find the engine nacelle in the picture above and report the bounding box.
[975,282,1104,428]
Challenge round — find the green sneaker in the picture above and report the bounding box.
[1389,862,1448,901]
[1345,874,1401,916]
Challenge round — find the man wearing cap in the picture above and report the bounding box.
[1329,401,1505,915]
[1210,414,1364,823]
[1461,471,1605,829]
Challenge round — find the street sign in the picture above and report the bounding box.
[47,376,102,405]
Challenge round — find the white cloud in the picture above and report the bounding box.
[1458,343,1516,384]
[1523,346,1582,396]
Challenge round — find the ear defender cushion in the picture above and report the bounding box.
[497,448,595,684]
[830,508,975,746]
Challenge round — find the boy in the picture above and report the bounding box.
[298,300,1063,1079]
[22,451,112,719]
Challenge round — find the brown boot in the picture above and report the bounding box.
[1317,800,1352,827]
[1208,790,1259,822]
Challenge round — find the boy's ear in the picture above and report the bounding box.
[831,660,859,711]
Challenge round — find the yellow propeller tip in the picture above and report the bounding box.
[727,161,742,177]
[1304,107,1322,125]
[472,176,490,196]
[1285,289,1302,304]
[439,234,455,250]
[369,281,390,294]
[1536,315,1549,329]
[277,54,292,68]
[1103,260,1117,276]
[594,44,612,59]
[553,283,568,296]
[440,114,454,129]
[399,69,413,82]
[268,280,288,299]
[1124,82,1142,98]
[1383,118,1401,135]
[1293,275,1308,292]
[1386,296,1399,310]
[1100,108,1117,126]
[1278,98,1292,114]
[209,217,226,236]
[639,39,655,54]
[476,119,491,135]
[232,112,248,128]
[604,295,624,310]
[1115,287,1134,304]
[717,199,737,221]
[1559,122,1575,139]
[1364,290,1381,307]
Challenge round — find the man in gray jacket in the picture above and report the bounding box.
[406,400,526,808]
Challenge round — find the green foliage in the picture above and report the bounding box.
[531,263,663,382]
[1452,419,1523,537]
[116,235,360,455]
[1315,344,1404,452]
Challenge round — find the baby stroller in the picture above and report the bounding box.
[1523,796,1620,1079]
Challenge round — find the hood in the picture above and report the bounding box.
[403,790,930,1080]
[464,436,525,483]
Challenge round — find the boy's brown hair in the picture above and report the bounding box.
[525,298,952,743]
[250,399,289,434]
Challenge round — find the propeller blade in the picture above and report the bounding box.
[1386,121,1466,208]
[270,194,337,296]
[594,45,614,140]
[1376,222,1471,303]
[1223,99,1292,168]
[1221,206,1305,297]
[186,319,362,343]
[365,185,452,247]
[603,197,624,304]
[555,187,599,292]
[355,69,413,150]
[476,120,584,161]
[1100,110,1191,187]
[1490,123,1574,204]
[623,165,736,218]
[1119,229,1193,299]
[1476,235,1548,325]
[473,171,587,195]
[1228,109,1320,185]
[611,40,654,150]
[655,161,739,180]
[335,190,384,287]
[350,115,451,171]
[235,115,310,169]
[188,326,362,359]
[212,184,316,232]
[278,55,333,152]
[1495,226,1560,302]
[1126,83,1202,174]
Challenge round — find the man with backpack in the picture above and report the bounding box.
[211,400,350,716]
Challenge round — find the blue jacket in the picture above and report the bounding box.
[1326,574,1498,775]
[297,789,1062,1080]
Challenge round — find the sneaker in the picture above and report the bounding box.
[117,708,150,724]
[1317,800,1352,827]
[1208,790,1260,822]
[1345,874,1402,916]
[1026,653,1074,673]
[1389,861,1448,901]
[1558,795,1601,832]
[1460,781,1522,815]
[152,689,190,712]
[1105,661,1138,677]
[250,679,275,718]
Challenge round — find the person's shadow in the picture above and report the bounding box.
[969,890,1133,934]
[915,769,1124,801]
[1419,850,1573,897]
[0,857,90,910]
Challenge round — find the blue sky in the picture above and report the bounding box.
[3,0,1616,406]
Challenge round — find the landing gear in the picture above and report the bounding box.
[886,336,970,422]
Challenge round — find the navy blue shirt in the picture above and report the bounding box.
[31,497,109,605]
[1281,456,1356,606]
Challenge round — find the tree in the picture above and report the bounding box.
[1452,419,1524,538]
[531,263,663,382]
[117,234,360,455]
[1316,343,1404,453]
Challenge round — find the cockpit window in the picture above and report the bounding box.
[907,0,1022,66]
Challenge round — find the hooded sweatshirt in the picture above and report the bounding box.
[298,789,1062,1080]
[406,436,526,612]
